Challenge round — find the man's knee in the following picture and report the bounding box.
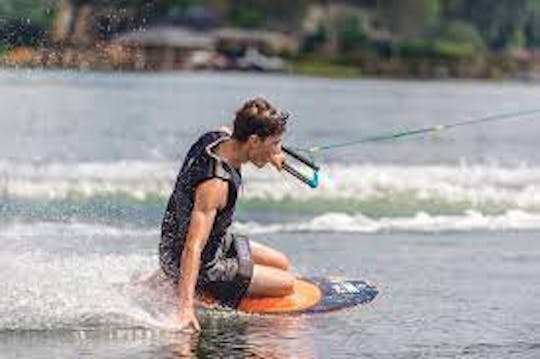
[280,271,295,295]
[250,241,291,271]
[276,253,291,271]
[248,265,295,297]
[267,270,294,296]
[268,247,290,271]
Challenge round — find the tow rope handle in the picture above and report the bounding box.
[282,146,320,188]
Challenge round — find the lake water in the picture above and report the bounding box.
[1,69,540,358]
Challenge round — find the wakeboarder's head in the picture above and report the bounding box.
[232,98,288,168]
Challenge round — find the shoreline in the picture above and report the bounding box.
[2,45,537,81]
[2,62,540,85]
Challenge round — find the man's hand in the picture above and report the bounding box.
[170,307,201,332]
[270,153,286,171]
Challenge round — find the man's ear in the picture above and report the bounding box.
[247,134,260,146]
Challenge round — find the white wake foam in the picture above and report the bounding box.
[0,250,159,330]
[0,160,175,200]
[1,210,538,330]
[2,208,540,243]
[0,221,156,239]
[233,210,540,233]
[2,160,540,212]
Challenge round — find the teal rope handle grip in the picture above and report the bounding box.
[282,163,319,188]
[283,146,320,171]
[282,146,320,188]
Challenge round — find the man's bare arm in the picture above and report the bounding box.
[174,178,228,330]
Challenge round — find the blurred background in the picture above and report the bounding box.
[3,0,540,79]
[2,2,540,359]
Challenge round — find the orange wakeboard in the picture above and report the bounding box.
[202,277,378,314]
[130,275,378,316]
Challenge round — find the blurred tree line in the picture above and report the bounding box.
[3,0,540,76]
[2,0,540,49]
[0,0,54,47]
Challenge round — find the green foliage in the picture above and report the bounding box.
[431,39,476,59]
[441,0,530,49]
[421,0,442,29]
[229,3,266,28]
[302,21,327,53]
[166,0,200,15]
[508,29,526,49]
[337,13,368,52]
[526,4,540,46]
[439,20,485,49]
[398,38,476,60]
[0,0,53,46]
[227,0,308,29]
[8,0,540,60]
[378,0,441,35]
[0,0,53,27]
[291,57,362,78]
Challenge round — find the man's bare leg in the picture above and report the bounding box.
[250,240,290,271]
[246,264,294,297]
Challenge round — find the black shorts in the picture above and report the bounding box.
[161,233,253,309]
[197,233,253,308]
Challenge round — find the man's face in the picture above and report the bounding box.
[248,134,283,168]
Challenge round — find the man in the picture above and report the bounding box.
[159,98,295,331]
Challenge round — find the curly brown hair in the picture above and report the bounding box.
[232,98,288,142]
